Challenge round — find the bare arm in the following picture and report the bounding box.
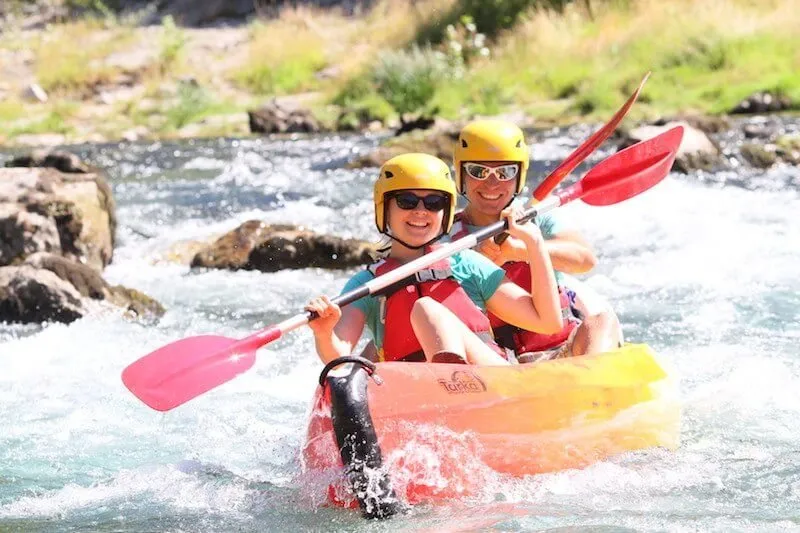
[545,230,597,274]
[484,209,563,334]
[306,297,366,364]
[479,229,597,274]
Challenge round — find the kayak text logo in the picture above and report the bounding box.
[438,371,487,394]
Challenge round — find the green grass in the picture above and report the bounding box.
[235,52,326,95]
[0,100,26,122]
[231,19,328,96]
[9,111,73,136]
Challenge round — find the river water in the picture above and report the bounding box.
[1,121,799,532]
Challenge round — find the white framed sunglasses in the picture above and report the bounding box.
[462,162,520,182]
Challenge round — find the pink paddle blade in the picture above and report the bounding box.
[122,334,256,411]
[561,126,684,207]
[532,72,650,201]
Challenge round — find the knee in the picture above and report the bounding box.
[582,309,618,330]
[411,296,440,323]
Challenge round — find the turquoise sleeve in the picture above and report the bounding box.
[536,210,574,239]
[339,269,376,319]
[451,250,506,309]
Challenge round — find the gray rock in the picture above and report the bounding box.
[10,252,166,324]
[740,142,778,169]
[6,149,90,173]
[191,221,379,272]
[0,265,83,324]
[0,163,116,269]
[0,203,61,266]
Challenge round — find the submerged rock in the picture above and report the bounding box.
[740,142,778,169]
[191,221,379,272]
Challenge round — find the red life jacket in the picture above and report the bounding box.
[491,261,579,355]
[451,213,580,355]
[369,253,503,363]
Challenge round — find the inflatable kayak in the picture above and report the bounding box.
[301,343,680,518]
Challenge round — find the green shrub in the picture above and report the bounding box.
[372,46,452,116]
[235,51,325,95]
[332,76,374,107]
[163,82,213,130]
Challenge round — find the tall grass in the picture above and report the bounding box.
[231,0,457,96]
[32,19,133,95]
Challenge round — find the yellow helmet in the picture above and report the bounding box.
[454,119,530,194]
[374,153,457,234]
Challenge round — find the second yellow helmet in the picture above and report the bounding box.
[454,119,530,195]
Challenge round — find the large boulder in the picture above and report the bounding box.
[618,121,723,173]
[0,154,116,269]
[0,252,166,324]
[191,220,379,272]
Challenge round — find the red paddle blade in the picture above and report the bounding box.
[122,334,256,411]
[566,126,683,207]
[532,72,650,201]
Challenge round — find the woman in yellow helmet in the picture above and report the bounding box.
[305,153,563,366]
[451,119,622,362]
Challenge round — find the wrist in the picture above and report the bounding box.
[518,230,543,246]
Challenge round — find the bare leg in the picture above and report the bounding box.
[563,274,623,357]
[410,297,510,365]
[570,309,622,356]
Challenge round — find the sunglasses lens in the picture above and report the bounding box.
[464,163,488,180]
[394,192,419,210]
[496,164,519,181]
[393,192,448,212]
[422,195,447,211]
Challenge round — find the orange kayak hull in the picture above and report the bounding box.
[301,343,680,516]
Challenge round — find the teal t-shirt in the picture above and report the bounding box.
[445,208,568,283]
[340,249,505,350]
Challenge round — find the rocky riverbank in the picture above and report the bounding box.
[2,0,798,149]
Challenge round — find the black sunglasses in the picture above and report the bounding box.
[392,192,449,212]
